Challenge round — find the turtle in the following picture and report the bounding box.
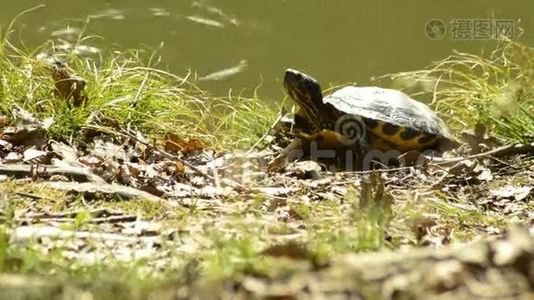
[272,69,459,170]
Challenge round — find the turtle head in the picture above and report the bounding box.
[284,69,329,130]
[284,69,323,106]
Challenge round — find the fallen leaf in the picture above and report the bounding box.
[0,115,8,127]
[164,133,204,154]
[4,152,23,163]
[79,155,105,168]
[0,140,13,151]
[50,60,88,107]
[175,160,185,174]
[23,148,49,164]
[490,185,532,201]
[286,160,323,180]
[476,168,494,182]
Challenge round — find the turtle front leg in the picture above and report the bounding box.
[267,138,305,173]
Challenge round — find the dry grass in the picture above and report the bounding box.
[386,40,534,143]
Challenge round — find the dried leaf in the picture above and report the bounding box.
[51,142,79,165]
[175,160,185,174]
[50,60,88,107]
[476,169,494,182]
[3,125,47,147]
[0,115,8,127]
[164,133,205,154]
[41,117,54,129]
[286,160,322,180]
[253,187,297,197]
[0,140,13,151]
[4,152,23,163]
[490,185,532,201]
[12,107,39,124]
[128,164,141,177]
[139,183,165,197]
[79,155,105,168]
[23,148,49,164]
[461,123,503,153]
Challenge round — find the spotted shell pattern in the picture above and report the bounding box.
[323,86,457,151]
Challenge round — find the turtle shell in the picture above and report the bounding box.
[323,86,458,151]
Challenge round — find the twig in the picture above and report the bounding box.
[24,208,123,219]
[431,142,534,166]
[118,129,214,181]
[348,166,414,175]
[245,112,285,155]
[89,215,137,224]
[0,164,106,183]
[46,181,174,205]
[19,215,137,225]
[11,226,160,243]
[15,192,57,202]
[347,142,534,175]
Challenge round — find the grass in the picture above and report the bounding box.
[386,39,534,144]
[0,10,277,151]
[0,163,529,298]
[0,175,395,298]
[0,10,532,299]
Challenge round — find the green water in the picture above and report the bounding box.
[1,1,533,100]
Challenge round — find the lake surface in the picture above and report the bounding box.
[1,1,533,100]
